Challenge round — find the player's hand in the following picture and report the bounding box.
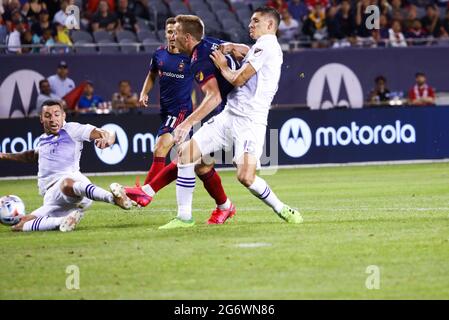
[139,93,149,107]
[219,43,234,54]
[95,130,116,149]
[173,121,191,145]
[210,50,228,71]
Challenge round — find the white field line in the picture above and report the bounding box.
[1,158,449,181]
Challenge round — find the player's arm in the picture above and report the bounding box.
[210,50,256,87]
[0,150,38,163]
[89,128,116,149]
[219,42,250,62]
[139,70,158,107]
[173,78,222,144]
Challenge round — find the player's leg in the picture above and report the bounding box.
[63,177,132,209]
[143,132,174,185]
[195,161,236,225]
[159,112,230,229]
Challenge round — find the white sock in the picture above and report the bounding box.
[248,176,285,213]
[23,216,64,232]
[218,198,231,210]
[141,184,155,197]
[73,181,114,204]
[176,163,196,221]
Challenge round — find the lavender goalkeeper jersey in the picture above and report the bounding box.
[35,122,95,195]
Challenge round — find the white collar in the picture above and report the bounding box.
[256,34,277,43]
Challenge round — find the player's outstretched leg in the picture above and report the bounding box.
[196,164,236,225]
[237,154,303,224]
[124,160,178,207]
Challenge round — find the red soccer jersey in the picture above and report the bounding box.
[408,84,436,106]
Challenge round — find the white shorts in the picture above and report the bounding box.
[32,173,93,218]
[193,109,267,167]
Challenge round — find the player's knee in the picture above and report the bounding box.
[237,171,255,187]
[178,141,196,165]
[195,163,214,176]
[61,178,75,196]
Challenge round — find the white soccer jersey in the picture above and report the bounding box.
[35,122,95,196]
[225,34,283,125]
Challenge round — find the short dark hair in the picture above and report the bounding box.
[166,17,176,26]
[39,79,49,87]
[415,72,426,77]
[41,100,64,112]
[175,15,204,41]
[254,6,281,28]
[119,80,130,85]
[375,75,386,83]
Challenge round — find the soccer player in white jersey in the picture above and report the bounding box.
[159,7,303,229]
[0,100,133,232]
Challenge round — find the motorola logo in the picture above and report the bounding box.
[279,118,312,158]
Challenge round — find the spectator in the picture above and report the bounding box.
[31,9,52,37]
[35,79,60,115]
[305,0,328,12]
[20,29,34,54]
[128,0,150,21]
[421,4,442,38]
[388,19,407,47]
[47,61,75,98]
[6,18,25,54]
[368,75,391,106]
[406,19,429,46]
[53,0,69,26]
[87,0,115,15]
[328,0,356,46]
[2,1,22,31]
[91,0,118,32]
[45,0,60,19]
[78,81,104,111]
[408,72,436,106]
[403,4,417,32]
[25,0,46,24]
[288,0,309,22]
[0,14,8,47]
[278,8,300,41]
[440,8,449,37]
[111,80,139,110]
[55,23,72,46]
[388,0,407,22]
[116,0,138,33]
[38,27,56,53]
[302,2,328,47]
[267,0,288,12]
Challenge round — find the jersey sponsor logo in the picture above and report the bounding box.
[254,48,263,57]
[280,118,312,158]
[196,71,204,82]
[280,117,417,158]
[306,63,364,110]
[161,71,185,79]
[94,124,128,165]
[0,70,45,118]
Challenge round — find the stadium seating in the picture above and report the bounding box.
[142,38,163,53]
[168,1,191,16]
[74,40,97,54]
[93,30,115,43]
[70,30,94,43]
[97,39,120,53]
[119,39,140,54]
[116,30,138,42]
[205,0,230,11]
[137,30,159,42]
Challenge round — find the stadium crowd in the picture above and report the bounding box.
[1,0,449,53]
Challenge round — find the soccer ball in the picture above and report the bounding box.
[0,195,26,226]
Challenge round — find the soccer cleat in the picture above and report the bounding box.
[110,183,134,210]
[207,203,236,225]
[59,210,83,232]
[124,185,152,207]
[158,217,195,230]
[278,205,303,224]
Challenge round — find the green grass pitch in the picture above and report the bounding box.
[0,163,448,299]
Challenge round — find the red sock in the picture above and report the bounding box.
[149,161,178,193]
[198,168,227,206]
[144,156,166,185]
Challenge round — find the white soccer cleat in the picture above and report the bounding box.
[110,183,133,210]
[59,210,83,232]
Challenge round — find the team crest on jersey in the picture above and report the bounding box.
[192,49,198,62]
[158,60,164,67]
[196,71,204,82]
[254,48,263,57]
[178,61,185,72]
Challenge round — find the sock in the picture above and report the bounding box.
[248,176,284,213]
[176,163,196,221]
[198,168,228,207]
[23,216,64,232]
[218,198,231,211]
[73,181,114,204]
[149,161,178,193]
[144,156,166,185]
